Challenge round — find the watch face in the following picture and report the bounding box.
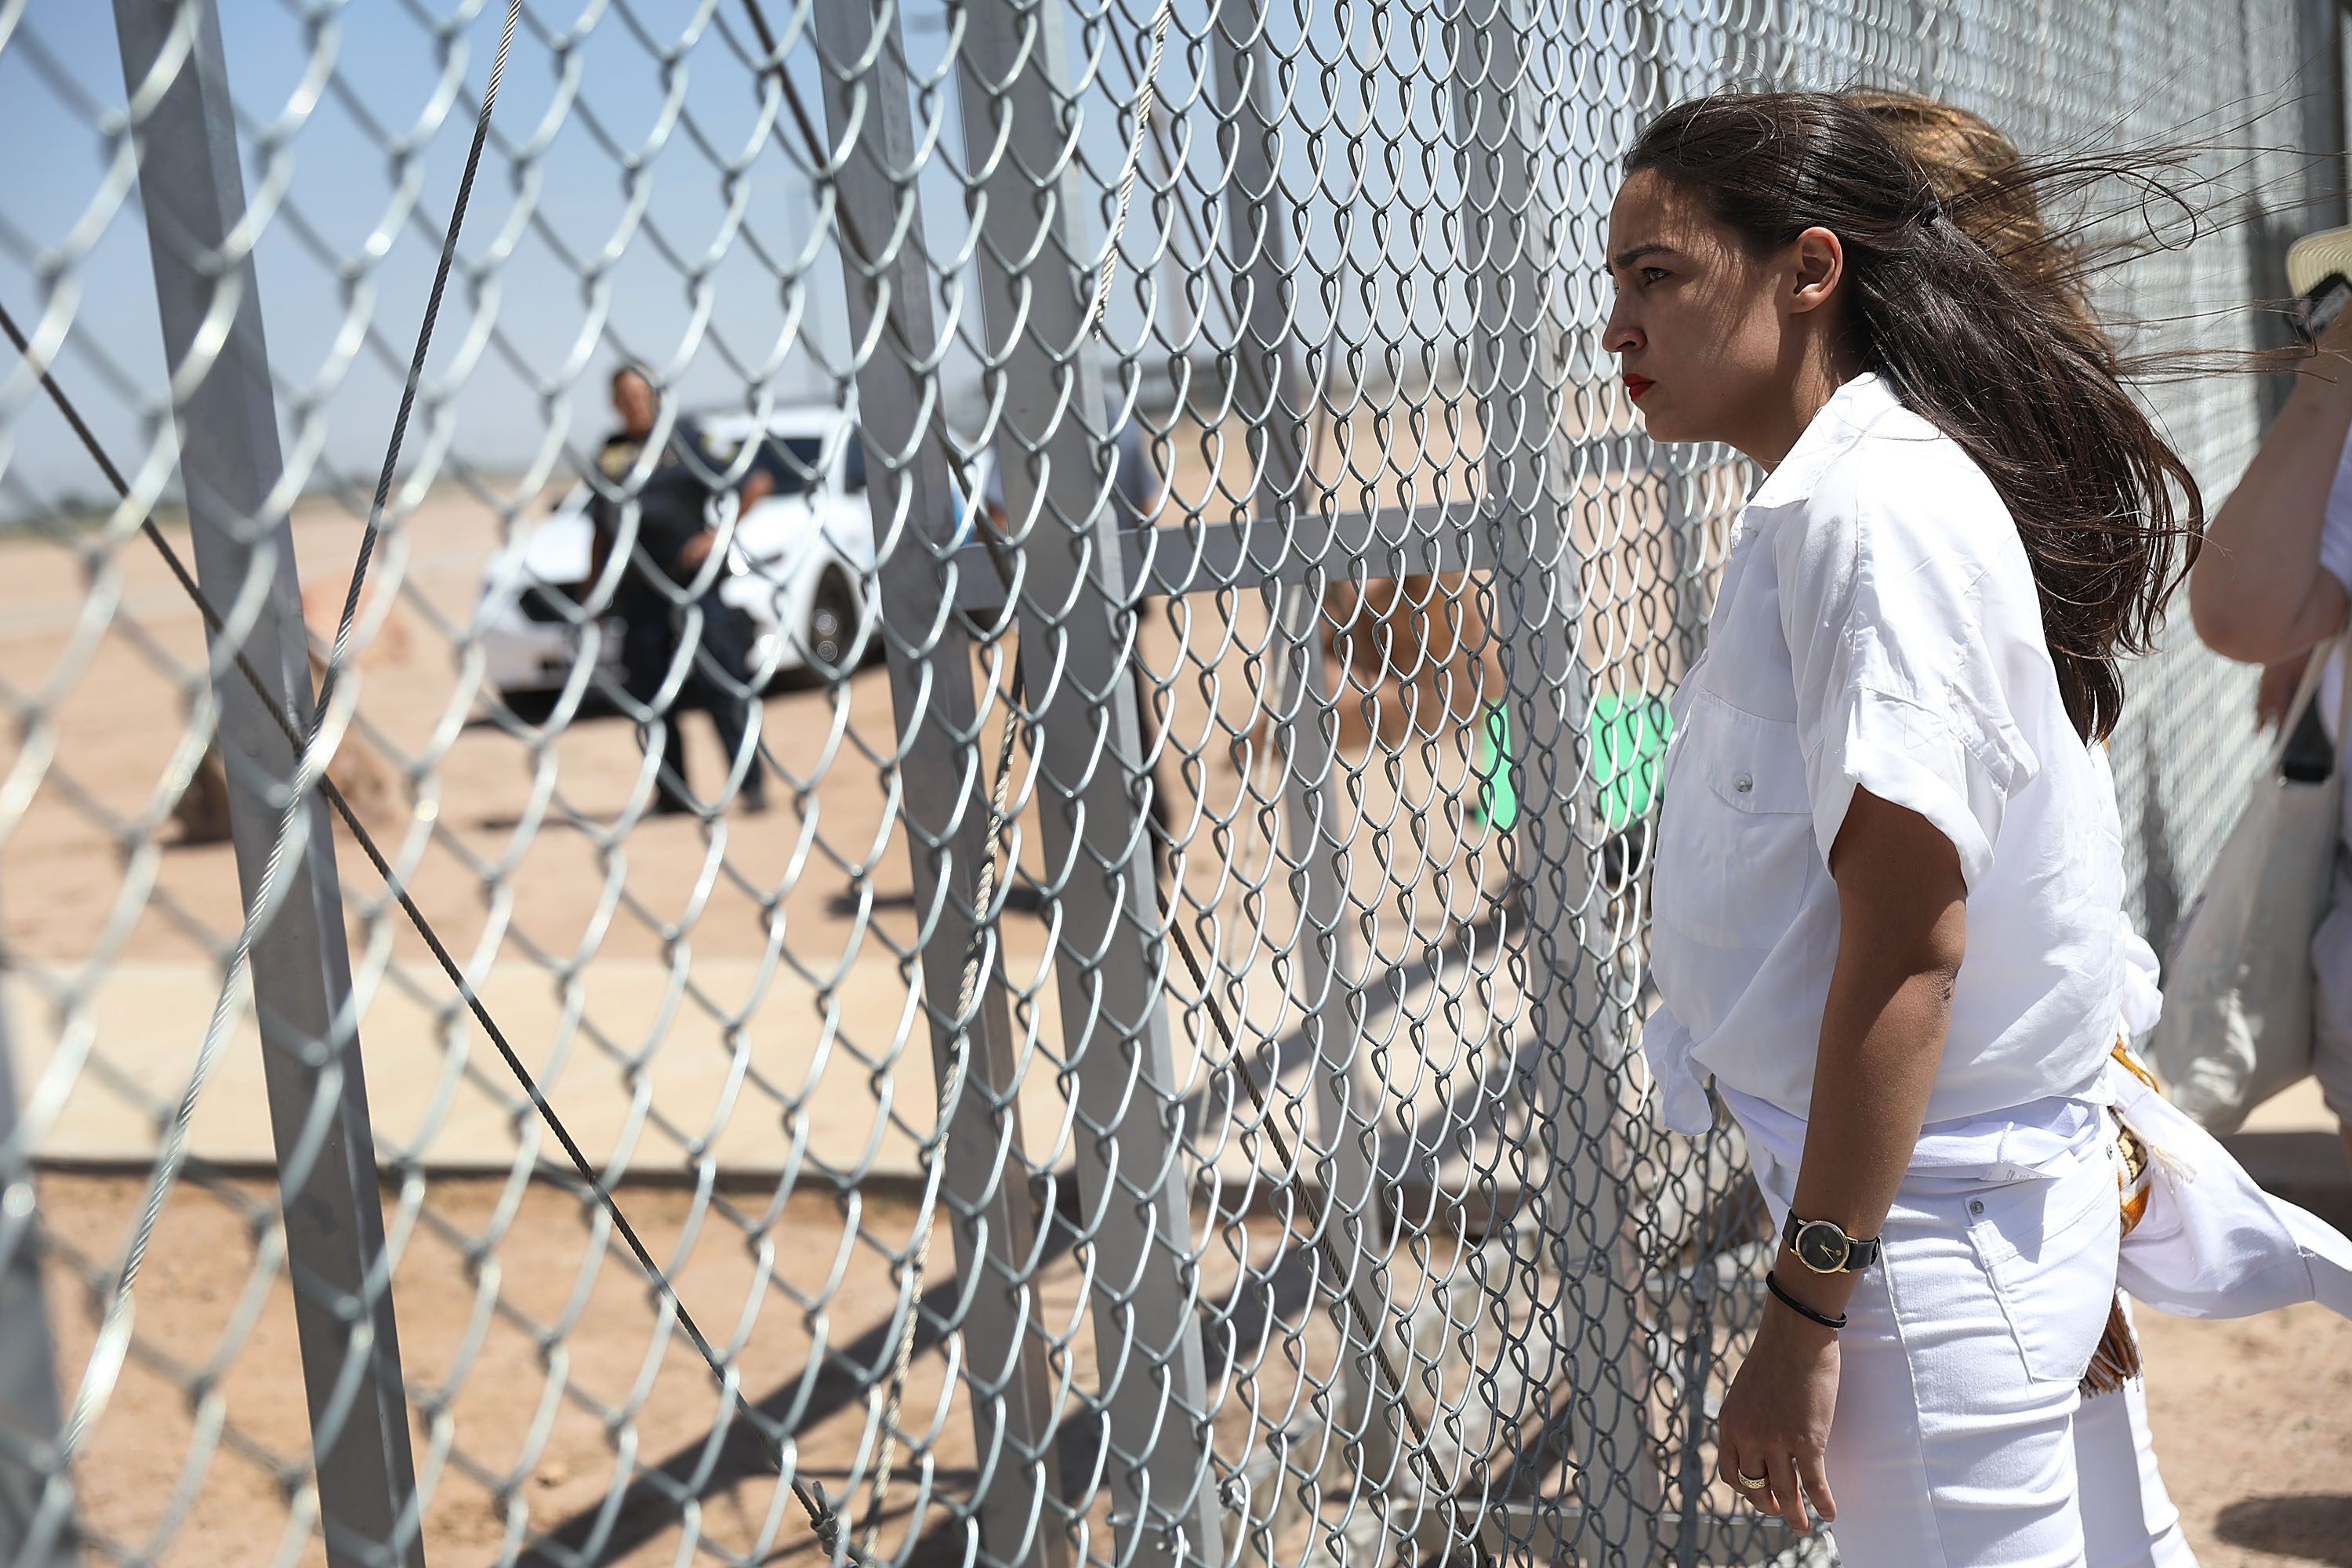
[1793,1221,1850,1273]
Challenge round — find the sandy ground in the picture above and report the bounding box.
[0,428,1718,1565]
[31,1174,1347,1568]
[7,448,2343,1568]
[0,463,1555,1181]
[20,1168,2352,1568]
[2138,1304,2352,1567]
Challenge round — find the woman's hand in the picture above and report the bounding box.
[2259,648,2314,731]
[1717,1299,1841,1531]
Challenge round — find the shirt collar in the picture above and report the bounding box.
[1744,372,1906,512]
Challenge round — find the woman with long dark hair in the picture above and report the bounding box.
[1617,90,2200,1561]
[1847,90,2203,1568]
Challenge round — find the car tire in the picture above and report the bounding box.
[806,564,862,673]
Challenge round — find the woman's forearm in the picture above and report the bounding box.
[1778,953,1959,1318]
[1774,788,1968,1321]
[2191,332,2352,663]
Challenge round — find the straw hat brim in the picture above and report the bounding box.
[2288,224,2352,298]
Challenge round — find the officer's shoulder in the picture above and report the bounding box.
[688,419,743,464]
[597,434,639,478]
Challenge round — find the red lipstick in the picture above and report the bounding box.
[1624,374,1654,402]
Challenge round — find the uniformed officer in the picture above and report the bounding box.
[591,365,771,816]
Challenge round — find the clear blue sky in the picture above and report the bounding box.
[0,0,1640,524]
[2,1,911,519]
[4,0,2272,525]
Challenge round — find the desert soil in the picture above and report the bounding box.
[4,465,2343,1567]
[22,1169,2352,1568]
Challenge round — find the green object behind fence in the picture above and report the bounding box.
[1470,692,1672,835]
[1593,692,1673,833]
[1472,702,1519,830]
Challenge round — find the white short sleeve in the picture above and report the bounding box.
[1771,463,2041,889]
[2320,426,2352,594]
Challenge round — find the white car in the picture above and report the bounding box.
[477,406,887,710]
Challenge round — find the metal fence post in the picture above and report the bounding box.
[947,2,1224,1563]
[2299,0,2348,229]
[799,8,1071,1567]
[1445,0,1659,1561]
[0,1001,78,1568]
[110,4,423,1564]
[1205,0,1398,1494]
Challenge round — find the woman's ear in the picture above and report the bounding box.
[1788,226,1846,316]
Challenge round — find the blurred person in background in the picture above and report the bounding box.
[591,365,769,817]
[2187,291,2352,1171]
[1851,90,2105,336]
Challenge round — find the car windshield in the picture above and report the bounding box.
[763,435,828,497]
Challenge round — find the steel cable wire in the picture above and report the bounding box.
[6,104,1041,1532]
[1085,0,1177,340]
[0,290,877,1559]
[0,10,950,1525]
[175,14,896,1555]
[126,0,881,1551]
[308,0,519,732]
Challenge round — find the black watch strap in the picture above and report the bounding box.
[1782,1211,1882,1273]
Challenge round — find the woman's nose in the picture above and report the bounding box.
[1602,300,1639,355]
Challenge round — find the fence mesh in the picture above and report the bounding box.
[0,1,2318,1566]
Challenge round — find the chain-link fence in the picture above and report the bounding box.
[0,1,2331,1566]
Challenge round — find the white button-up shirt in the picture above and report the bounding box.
[1644,374,2132,1156]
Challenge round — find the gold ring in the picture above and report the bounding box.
[1735,1470,1769,1490]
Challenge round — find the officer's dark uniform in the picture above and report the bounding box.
[591,420,770,815]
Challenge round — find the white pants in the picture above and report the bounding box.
[1822,1151,2194,1567]
[2074,1337,2196,1568]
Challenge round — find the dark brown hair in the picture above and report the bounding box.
[1850,89,2107,347]
[1628,90,2201,742]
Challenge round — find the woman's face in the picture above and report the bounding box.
[1602,169,1845,460]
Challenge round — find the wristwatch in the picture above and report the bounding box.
[1781,1212,1882,1274]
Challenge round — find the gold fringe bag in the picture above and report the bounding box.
[2082,1048,2158,1398]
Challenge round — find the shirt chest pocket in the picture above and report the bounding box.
[1653,691,1820,950]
